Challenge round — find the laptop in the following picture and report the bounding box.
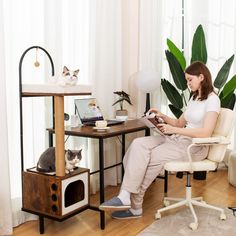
[74,98,124,126]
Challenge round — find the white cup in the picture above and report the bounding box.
[95,120,107,128]
[71,115,79,127]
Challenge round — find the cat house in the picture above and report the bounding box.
[22,168,89,218]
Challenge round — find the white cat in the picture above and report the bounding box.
[50,66,80,86]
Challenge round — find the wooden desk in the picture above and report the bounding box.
[47,119,148,229]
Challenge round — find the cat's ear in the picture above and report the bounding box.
[66,149,72,155]
[63,66,69,73]
[74,69,80,76]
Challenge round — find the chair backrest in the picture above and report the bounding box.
[207,108,236,163]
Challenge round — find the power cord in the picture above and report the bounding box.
[64,135,70,143]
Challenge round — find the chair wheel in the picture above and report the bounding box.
[189,222,198,231]
[220,213,226,220]
[201,200,206,204]
[163,200,170,207]
[155,212,161,220]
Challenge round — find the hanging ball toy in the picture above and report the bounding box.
[34,61,40,67]
[34,48,40,67]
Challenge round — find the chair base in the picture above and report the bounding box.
[155,186,226,230]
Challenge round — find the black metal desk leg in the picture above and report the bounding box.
[121,134,125,177]
[145,128,150,136]
[39,216,44,234]
[164,170,168,194]
[99,138,105,229]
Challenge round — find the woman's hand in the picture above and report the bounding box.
[148,108,165,119]
[157,123,176,135]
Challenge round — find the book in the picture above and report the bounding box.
[140,113,165,136]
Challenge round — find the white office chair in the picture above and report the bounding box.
[155,108,236,230]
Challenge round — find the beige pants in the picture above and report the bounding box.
[121,134,209,209]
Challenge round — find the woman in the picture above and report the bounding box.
[99,61,220,219]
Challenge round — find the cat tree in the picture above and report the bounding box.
[19,46,92,233]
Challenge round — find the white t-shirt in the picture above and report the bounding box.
[184,93,220,128]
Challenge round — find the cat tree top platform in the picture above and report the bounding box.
[22,84,92,97]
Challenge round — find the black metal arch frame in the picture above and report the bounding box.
[18,46,54,171]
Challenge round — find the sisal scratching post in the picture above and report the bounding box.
[55,95,65,176]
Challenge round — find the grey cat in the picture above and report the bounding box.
[36,147,82,174]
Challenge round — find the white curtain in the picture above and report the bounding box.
[0,2,12,235]
[88,0,147,192]
[88,1,122,192]
[185,0,236,77]
[138,0,183,115]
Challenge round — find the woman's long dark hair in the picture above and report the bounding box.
[185,61,214,101]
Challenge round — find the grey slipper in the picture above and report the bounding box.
[111,209,142,219]
[99,197,131,211]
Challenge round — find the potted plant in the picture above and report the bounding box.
[112,91,132,120]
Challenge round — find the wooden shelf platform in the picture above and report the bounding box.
[22,84,92,97]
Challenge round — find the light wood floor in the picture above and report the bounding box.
[13,168,236,236]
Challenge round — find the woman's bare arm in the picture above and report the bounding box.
[148,108,186,127]
[157,111,218,138]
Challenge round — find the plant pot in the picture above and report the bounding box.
[116,110,128,121]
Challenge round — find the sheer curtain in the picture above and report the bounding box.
[135,0,184,117]
[185,0,236,77]
[0,2,12,235]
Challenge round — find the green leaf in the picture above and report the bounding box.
[167,39,186,70]
[165,50,187,91]
[161,79,183,109]
[214,55,235,90]
[168,104,183,118]
[191,24,207,64]
[219,74,236,99]
[112,97,132,105]
[112,99,123,106]
[221,92,236,110]
[122,97,132,105]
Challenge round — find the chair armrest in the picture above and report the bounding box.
[186,136,230,173]
[192,136,230,145]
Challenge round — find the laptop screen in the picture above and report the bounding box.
[75,98,104,123]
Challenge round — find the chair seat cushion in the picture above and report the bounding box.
[164,159,217,172]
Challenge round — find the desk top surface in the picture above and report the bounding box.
[47,119,147,138]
